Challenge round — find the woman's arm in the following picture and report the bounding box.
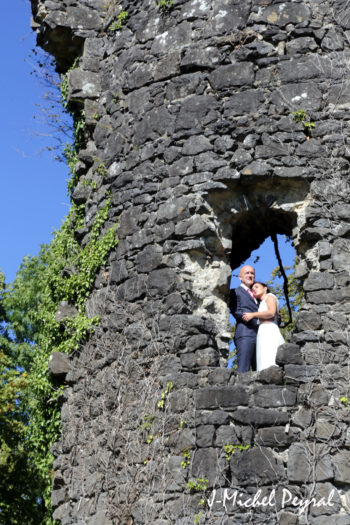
[242,295,277,322]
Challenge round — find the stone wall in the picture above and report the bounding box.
[31,0,350,523]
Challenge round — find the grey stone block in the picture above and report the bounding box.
[230,447,285,485]
[67,6,102,30]
[166,456,187,490]
[214,425,240,447]
[270,82,322,111]
[182,135,213,155]
[292,407,313,429]
[242,161,271,176]
[223,89,265,116]
[148,268,178,296]
[207,368,232,385]
[196,425,215,447]
[55,301,78,322]
[255,426,299,447]
[298,384,330,406]
[309,516,350,525]
[109,260,128,284]
[314,420,341,441]
[232,408,289,427]
[195,386,249,409]
[286,37,318,55]
[191,448,222,485]
[254,3,310,27]
[180,348,218,369]
[284,364,318,383]
[258,366,284,384]
[287,443,333,482]
[51,488,66,508]
[175,95,218,131]
[295,311,322,331]
[333,451,350,483]
[48,353,71,379]
[135,245,163,273]
[68,69,101,100]
[304,272,334,291]
[332,238,350,273]
[210,1,250,34]
[253,386,297,407]
[279,512,298,525]
[196,410,229,426]
[166,429,196,454]
[306,288,350,304]
[116,275,148,301]
[209,63,254,90]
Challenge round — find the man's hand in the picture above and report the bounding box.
[242,312,255,322]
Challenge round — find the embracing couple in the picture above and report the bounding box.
[229,265,285,373]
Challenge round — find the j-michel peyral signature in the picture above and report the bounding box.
[207,488,335,516]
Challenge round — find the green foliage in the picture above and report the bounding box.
[63,143,79,195]
[81,178,98,189]
[60,59,87,195]
[63,108,87,195]
[94,158,108,177]
[0,272,47,523]
[340,396,349,408]
[109,11,129,31]
[2,199,118,523]
[73,110,86,151]
[60,57,80,109]
[186,478,209,492]
[267,258,303,338]
[223,443,250,461]
[0,43,117,523]
[194,512,204,525]
[60,75,69,109]
[139,414,154,432]
[292,109,315,133]
[158,0,174,10]
[181,449,191,469]
[45,200,117,309]
[157,381,173,409]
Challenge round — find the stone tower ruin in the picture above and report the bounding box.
[30,0,350,523]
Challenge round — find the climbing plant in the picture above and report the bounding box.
[3,200,118,523]
[60,58,87,195]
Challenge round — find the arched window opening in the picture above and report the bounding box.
[186,179,310,369]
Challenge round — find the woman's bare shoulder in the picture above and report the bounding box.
[266,293,279,305]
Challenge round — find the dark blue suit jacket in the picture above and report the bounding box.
[229,285,259,339]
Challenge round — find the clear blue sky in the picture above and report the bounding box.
[231,236,295,288]
[1,0,295,286]
[1,0,69,283]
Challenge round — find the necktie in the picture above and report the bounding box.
[248,289,255,299]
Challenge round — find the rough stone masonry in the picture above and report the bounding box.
[31,0,350,523]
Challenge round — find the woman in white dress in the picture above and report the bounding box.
[242,282,285,371]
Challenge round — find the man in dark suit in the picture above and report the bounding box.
[229,265,259,373]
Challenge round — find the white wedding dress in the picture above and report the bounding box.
[256,293,285,371]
